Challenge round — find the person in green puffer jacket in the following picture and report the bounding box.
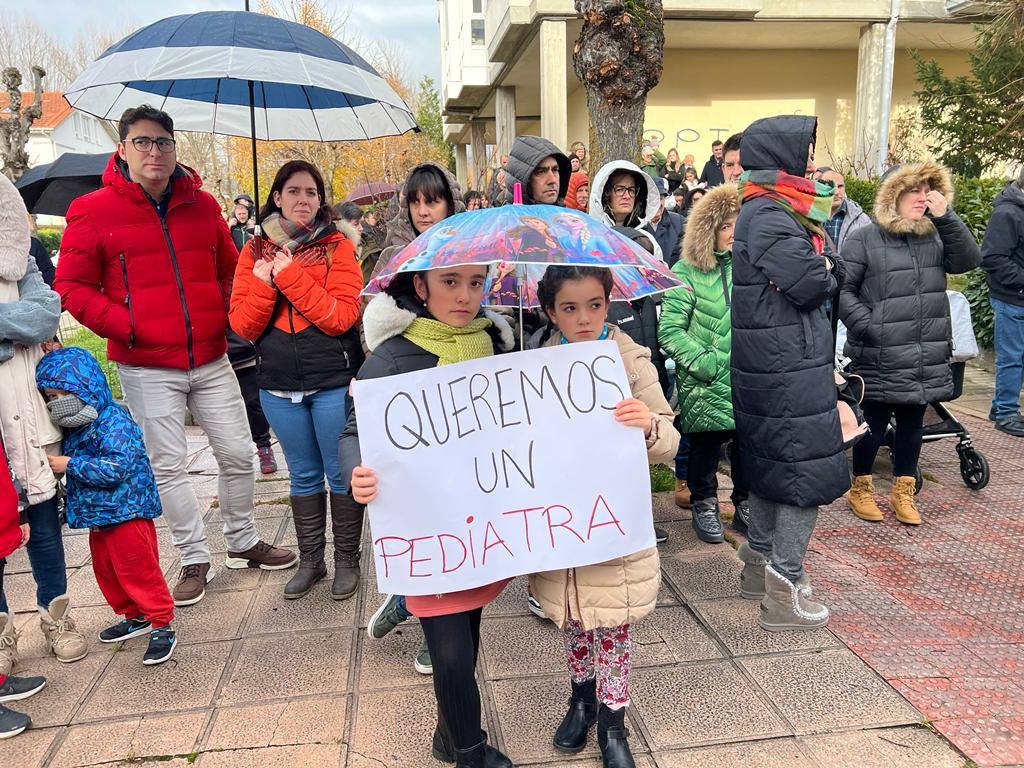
[659,183,750,546]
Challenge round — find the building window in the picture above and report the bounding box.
[472,0,484,12]
[471,18,485,46]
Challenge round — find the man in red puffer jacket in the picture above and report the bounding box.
[56,106,297,608]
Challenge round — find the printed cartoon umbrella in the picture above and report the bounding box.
[363,202,683,308]
[345,181,398,206]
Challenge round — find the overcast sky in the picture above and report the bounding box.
[0,0,443,85]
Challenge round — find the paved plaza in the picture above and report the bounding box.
[2,362,1020,768]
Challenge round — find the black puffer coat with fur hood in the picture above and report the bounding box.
[839,162,981,405]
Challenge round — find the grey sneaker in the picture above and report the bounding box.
[0,675,46,703]
[0,704,31,739]
[367,595,409,640]
[691,498,725,543]
[414,639,432,675]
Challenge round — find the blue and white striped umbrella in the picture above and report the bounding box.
[64,11,417,141]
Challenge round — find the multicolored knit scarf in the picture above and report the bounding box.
[403,317,494,366]
[739,171,835,244]
[260,211,333,254]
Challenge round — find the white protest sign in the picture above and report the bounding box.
[355,339,655,596]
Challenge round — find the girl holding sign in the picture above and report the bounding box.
[343,253,516,767]
[532,266,680,768]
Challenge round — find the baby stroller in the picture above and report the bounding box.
[836,290,990,494]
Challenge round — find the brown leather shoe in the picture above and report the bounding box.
[225,540,298,571]
[173,563,213,607]
[674,479,692,509]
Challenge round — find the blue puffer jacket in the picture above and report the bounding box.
[35,347,161,529]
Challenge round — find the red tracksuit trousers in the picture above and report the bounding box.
[89,518,174,627]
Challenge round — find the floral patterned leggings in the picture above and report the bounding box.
[562,620,632,710]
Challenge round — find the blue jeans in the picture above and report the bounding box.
[259,387,350,496]
[991,297,1024,419]
[0,496,67,613]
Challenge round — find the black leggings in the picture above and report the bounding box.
[420,608,484,751]
[852,402,927,477]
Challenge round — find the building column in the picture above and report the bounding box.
[540,19,568,152]
[470,122,487,190]
[495,85,517,163]
[853,23,888,176]
[455,143,469,190]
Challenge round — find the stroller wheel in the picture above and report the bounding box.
[959,449,990,490]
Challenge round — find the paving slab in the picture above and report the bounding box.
[0,725,59,768]
[204,695,347,750]
[350,685,450,767]
[198,743,345,767]
[16,652,110,727]
[692,598,840,657]
[799,725,969,768]
[49,711,208,768]
[655,737,816,767]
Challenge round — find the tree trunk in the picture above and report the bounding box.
[573,0,664,168]
[0,65,46,182]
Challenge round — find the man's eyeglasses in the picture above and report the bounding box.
[126,136,176,153]
[612,185,638,198]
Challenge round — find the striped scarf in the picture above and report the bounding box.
[739,171,835,246]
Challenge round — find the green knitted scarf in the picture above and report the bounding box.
[403,317,494,366]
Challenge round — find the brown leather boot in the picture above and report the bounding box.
[890,476,922,525]
[330,492,363,600]
[847,475,883,522]
[283,493,328,599]
[674,479,692,509]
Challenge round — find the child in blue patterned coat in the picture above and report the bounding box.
[36,346,177,666]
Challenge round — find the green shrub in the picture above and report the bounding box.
[650,463,675,493]
[35,227,63,253]
[842,174,1006,348]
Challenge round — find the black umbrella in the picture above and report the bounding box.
[16,152,109,217]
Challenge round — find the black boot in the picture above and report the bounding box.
[451,735,513,768]
[283,493,328,599]
[330,492,363,600]
[553,678,596,753]
[597,705,635,768]
[433,726,513,767]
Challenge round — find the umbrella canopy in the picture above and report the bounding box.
[64,11,417,142]
[15,152,109,216]
[363,204,683,308]
[345,181,397,206]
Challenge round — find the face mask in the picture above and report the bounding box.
[46,393,98,429]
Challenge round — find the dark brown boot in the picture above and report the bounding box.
[283,493,328,599]
[330,492,363,600]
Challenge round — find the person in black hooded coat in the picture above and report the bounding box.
[731,114,847,632]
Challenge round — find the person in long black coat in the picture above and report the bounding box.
[840,162,980,526]
[730,114,847,632]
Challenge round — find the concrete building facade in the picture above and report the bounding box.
[437,0,979,188]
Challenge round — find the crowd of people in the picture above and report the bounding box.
[0,97,1019,768]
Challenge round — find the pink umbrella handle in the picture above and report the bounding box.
[513,182,523,205]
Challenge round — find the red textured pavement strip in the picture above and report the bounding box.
[807,413,1024,767]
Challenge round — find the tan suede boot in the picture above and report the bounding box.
[0,612,19,676]
[39,595,88,663]
[847,475,883,522]
[890,476,922,525]
[674,479,692,510]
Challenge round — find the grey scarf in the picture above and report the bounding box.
[46,394,98,429]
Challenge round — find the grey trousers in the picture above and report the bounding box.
[119,355,260,566]
[746,492,818,583]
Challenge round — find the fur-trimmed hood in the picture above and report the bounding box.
[681,184,741,272]
[361,292,515,353]
[0,173,30,282]
[874,161,954,237]
[336,219,362,248]
[383,162,465,251]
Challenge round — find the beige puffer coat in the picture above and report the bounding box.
[0,256,62,505]
[529,326,679,630]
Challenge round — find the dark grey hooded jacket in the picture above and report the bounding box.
[505,136,571,204]
[839,162,981,404]
[731,115,850,508]
[981,180,1024,307]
